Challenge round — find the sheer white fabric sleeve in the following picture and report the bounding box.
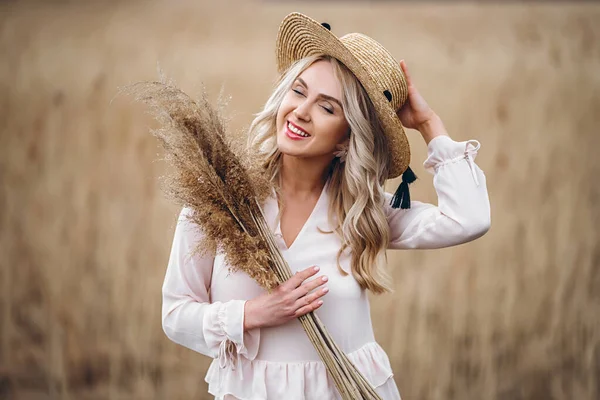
[161,207,260,370]
[385,135,491,249]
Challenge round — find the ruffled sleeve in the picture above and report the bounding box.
[161,207,260,373]
[385,135,491,249]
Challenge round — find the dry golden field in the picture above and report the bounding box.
[1,1,599,399]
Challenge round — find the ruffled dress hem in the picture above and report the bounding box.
[205,341,393,400]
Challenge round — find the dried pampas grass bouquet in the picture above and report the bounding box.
[121,76,382,400]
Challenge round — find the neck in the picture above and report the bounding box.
[279,154,331,196]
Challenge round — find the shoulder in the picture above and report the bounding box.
[178,206,195,221]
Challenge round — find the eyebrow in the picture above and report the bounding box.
[295,77,343,109]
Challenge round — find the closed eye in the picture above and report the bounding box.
[292,88,334,114]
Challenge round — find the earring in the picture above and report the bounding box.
[334,142,348,163]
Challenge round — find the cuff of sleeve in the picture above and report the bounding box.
[219,300,260,361]
[423,135,481,175]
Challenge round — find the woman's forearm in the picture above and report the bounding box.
[416,112,449,145]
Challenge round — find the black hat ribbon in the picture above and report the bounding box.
[390,166,417,209]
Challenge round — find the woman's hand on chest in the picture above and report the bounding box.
[243,265,329,331]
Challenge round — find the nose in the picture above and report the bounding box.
[293,100,311,122]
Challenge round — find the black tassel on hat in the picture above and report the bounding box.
[390,166,417,209]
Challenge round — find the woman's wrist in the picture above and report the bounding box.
[416,112,449,145]
[243,299,260,331]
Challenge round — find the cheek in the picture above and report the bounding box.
[276,97,294,129]
[314,119,349,149]
[331,119,350,141]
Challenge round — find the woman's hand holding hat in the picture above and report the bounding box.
[397,60,448,144]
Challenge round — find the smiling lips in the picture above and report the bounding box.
[286,121,311,139]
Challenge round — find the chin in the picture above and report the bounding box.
[275,135,290,155]
[276,140,303,158]
[276,143,297,157]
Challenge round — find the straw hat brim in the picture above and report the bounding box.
[275,12,410,179]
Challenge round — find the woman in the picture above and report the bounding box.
[161,12,490,400]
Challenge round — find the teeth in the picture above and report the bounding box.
[288,122,309,137]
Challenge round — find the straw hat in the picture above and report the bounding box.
[275,12,415,195]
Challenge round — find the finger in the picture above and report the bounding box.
[400,60,414,88]
[291,274,328,299]
[400,59,411,82]
[293,285,329,310]
[294,299,324,318]
[282,265,320,290]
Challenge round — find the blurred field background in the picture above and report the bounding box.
[1,0,599,399]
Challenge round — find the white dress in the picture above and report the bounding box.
[161,135,491,400]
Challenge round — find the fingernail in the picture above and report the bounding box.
[323,287,329,293]
[322,276,328,282]
[314,266,320,272]
[318,300,323,305]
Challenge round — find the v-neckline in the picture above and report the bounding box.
[273,179,329,251]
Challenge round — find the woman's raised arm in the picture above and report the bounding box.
[385,135,491,249]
